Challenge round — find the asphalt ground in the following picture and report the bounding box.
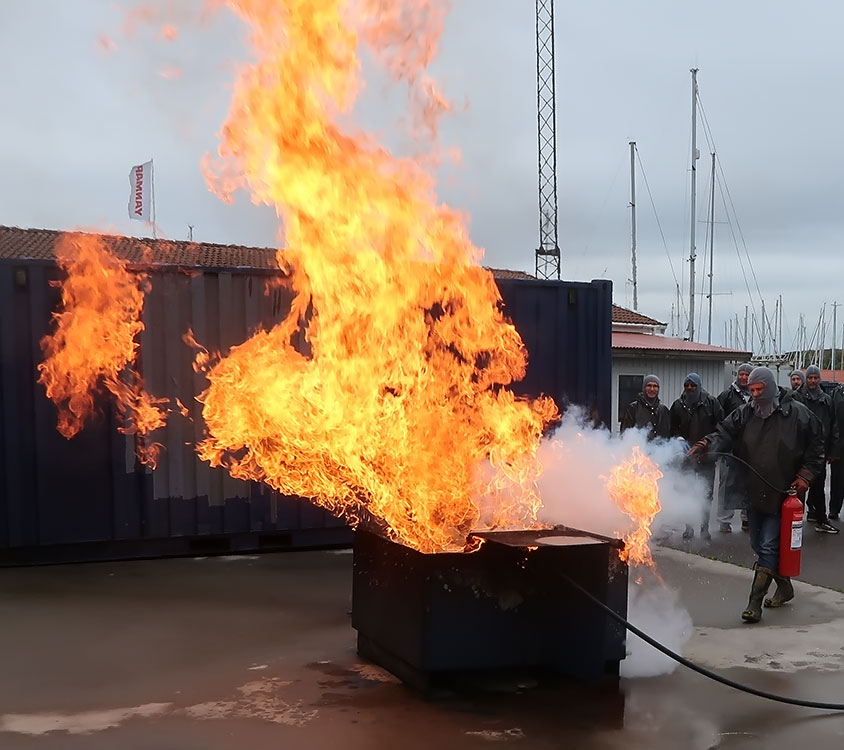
[1,533,843,749]
[659,509,844,593]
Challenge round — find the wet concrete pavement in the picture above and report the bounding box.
[660,512,844,592]
[1,532,843,749]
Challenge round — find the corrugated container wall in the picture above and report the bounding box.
[0,258,611,564]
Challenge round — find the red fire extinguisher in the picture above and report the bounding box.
[779,488,803,577]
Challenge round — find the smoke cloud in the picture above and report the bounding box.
[536,409,711,543]
[532,410,705,677]
[620,578,693,678]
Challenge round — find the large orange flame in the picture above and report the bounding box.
[38,232,168,466]
[605,446,663,566]
[196,0,558,552]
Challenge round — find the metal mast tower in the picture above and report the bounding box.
[688,68,699,340]
[535,0,560,280]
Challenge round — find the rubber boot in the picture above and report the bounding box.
[764,574,794,608]
[741,566,774,623]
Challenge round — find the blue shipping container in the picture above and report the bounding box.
[0,227,611,564]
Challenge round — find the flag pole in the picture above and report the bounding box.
[150,158,157,239]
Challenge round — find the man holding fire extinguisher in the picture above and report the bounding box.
[687,366,824,624]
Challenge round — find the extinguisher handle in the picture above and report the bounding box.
[787,486,798,496]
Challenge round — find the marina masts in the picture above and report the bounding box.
[688,68,699,341]
[629,141,638,310]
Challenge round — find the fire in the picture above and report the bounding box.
[196,0,558,552]
[605,446,663,566]
[38,232,168,466]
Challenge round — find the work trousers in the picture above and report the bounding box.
[806,463,829,524]
[830,460,844,518]
[715,458,748,524]
[697,463,715,530]
[747,507,780,571]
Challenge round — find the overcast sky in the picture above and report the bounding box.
[2,0,842,354]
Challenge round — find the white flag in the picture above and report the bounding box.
[128,160,153,221]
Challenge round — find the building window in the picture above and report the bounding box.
[618,374,644,422]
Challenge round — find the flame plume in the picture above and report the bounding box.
[38,233,167,466]
[605,446,663,566]
[198,0,558,552]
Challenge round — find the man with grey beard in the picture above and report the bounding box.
[620,374,670,441]
[687,367,823,623]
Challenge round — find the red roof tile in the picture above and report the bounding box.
[0,225,279,269]
[0,226,538,280]
[611,304,665,326]
[613,331,751,357]
[486,268,536,280]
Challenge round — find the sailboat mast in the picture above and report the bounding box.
[707,151,715,344]
[629,141,638,310]
[688,68,699,341]
[761,300,767,356]
[744,306,748,351]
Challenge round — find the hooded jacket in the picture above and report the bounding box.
[706,387,824,515]
[717,381,752,417]
[620,393,671,440]
[832,386,844,460]
[670,388,724,444]
[795,383,839,457]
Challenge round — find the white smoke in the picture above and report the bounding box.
[620,577,693,678]
[530,408,705,677]
[536,408,710,545]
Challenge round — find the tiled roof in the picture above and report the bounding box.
[613,331,752,357]
[0,225,279,270]
[487,268,536,280]
[0,226,538,279]
[612,304,665,326]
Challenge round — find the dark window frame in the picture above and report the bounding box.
[618,374,644,422]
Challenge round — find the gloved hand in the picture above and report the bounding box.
[791,476,810,495]
[686,438,710,461]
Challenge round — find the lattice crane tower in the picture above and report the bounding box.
[534,0,560,280]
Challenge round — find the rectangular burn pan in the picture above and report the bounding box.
[352,526,628,691]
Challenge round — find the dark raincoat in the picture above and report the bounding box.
[832,387,844,460]
[620,394,671,441]
[717,382,751,418]
[796,385,839,458]
[670,391,724,444]
[705,388,824,515]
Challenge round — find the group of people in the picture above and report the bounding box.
[620,364,838,624]
[621,370,727,539]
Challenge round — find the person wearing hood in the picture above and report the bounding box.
[718,363,754,416]
[715,363,754,533]
[620,375,671,441]
[670,373,725,540]
[797,365,840,533]
[790,370,805,392]
[687,366,824,623]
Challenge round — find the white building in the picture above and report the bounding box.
[611,305,752,432]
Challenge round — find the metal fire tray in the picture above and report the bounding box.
[352,526,628,691]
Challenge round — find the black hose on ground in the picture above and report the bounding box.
[559,572,844,712]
